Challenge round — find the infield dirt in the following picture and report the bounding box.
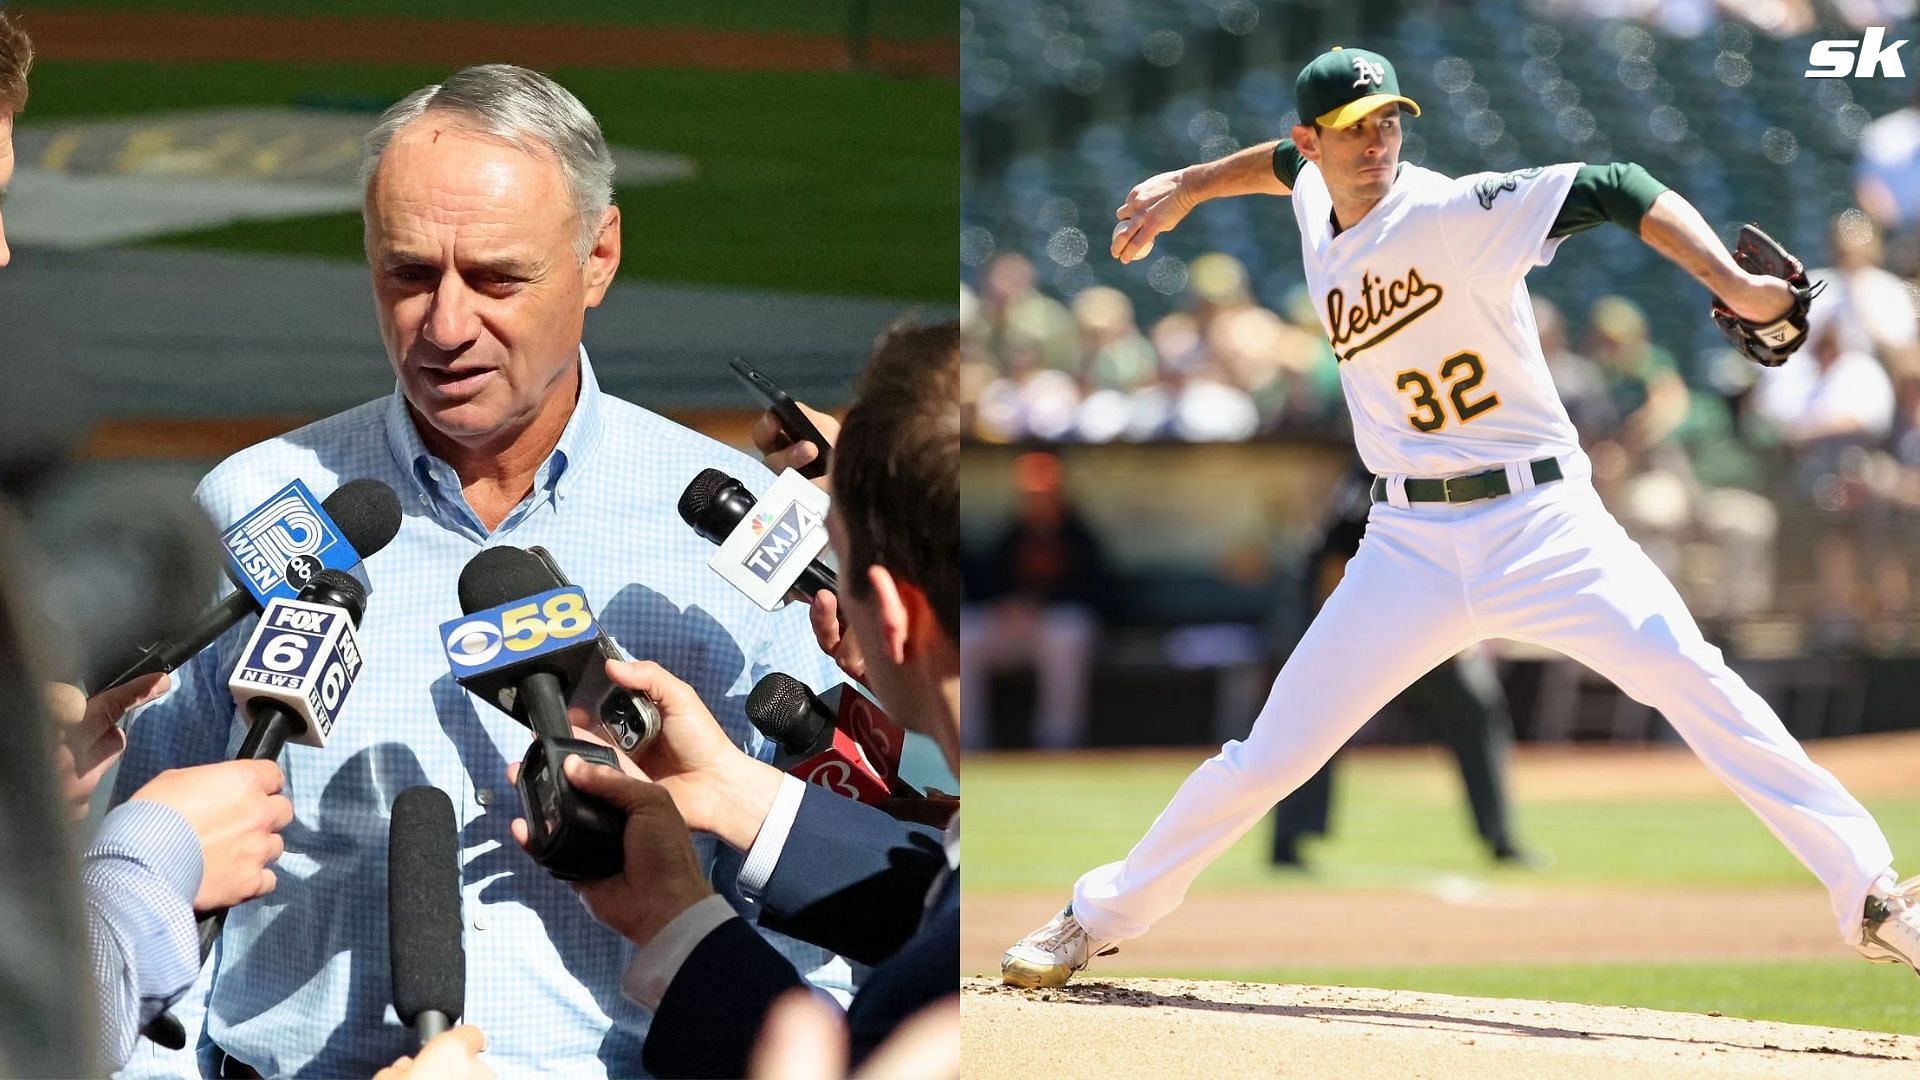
[963,977,1920,1078]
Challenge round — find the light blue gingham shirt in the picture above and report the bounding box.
[85,800,204,1072]
[108,350,849,1078]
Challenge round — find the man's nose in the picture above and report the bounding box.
[423,275,479,349]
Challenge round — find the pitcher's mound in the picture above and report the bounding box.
[962,978,1920,1078]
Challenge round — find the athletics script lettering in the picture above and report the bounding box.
[1324,266,1443,361]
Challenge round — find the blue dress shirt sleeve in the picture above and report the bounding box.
[83,800,204,1071]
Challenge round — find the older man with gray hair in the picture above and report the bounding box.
[110,64,848,1077]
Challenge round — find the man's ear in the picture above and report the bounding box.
[1291,123,1321,163]
[863,564,936,666]
[584,206,621,306]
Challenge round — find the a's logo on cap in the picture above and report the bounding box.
[1351,56,1386,88]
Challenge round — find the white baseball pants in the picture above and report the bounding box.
[1072,475,1895,945]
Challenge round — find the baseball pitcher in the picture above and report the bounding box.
[1003,46,1918,988]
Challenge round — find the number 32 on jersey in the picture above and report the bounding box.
[1395,350,1501,433]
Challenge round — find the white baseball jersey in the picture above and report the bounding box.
[1290,159,1586,478]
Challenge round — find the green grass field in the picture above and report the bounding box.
[16,0,953,40]
[1184,960,1920,1036]
[23,60,956,300]
[967,750,1920,893]
[968,749,1920,1034]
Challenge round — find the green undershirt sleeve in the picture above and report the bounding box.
[1549,161,1668,238]
[1272,141,1309,188]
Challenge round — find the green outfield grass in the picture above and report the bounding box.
[1174,959,1920,1036]
[965,750,1920,893]
[22,61,956,300]
[16,0,954,39]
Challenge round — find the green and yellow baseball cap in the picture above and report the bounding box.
[1295,46,1421,129]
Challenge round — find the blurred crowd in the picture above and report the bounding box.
[963,206,1920,648]
[1524,0,1914,37]
[962,251,1345,443]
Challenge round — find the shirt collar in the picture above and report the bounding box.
[384,345,607,509]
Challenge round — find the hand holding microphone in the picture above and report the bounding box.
[512,756,715,949]
[45,673,169,819]
[584,659,784,853]
[374,1027,492,1080]
[127,759,292,912]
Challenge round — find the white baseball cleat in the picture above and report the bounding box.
[1857,876,1920,974]
[1002,906,1117,989]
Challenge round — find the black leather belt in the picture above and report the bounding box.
[1370,457,1564,505]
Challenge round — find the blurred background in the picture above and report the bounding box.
[3,0,955,465]
[960,0,1920,1038]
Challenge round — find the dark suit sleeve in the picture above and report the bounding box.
[755,784,947,965]
[642,917,806,1080]
[846,872,960,1068]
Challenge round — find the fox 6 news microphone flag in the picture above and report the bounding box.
[143,568,369,1051]
[228,576,367,752]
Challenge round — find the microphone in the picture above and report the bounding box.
[389,786,465,1048]
[144,568,375,1047]
[450,546,601,739]
[746,673,893,805]
[677,469,838,599]
[230,569,368,760]
[446,546,624,880]
[103,477,401,691]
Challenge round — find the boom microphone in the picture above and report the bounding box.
[676,469,838,598]
[389,786,465,1048]
[103,477,401,691]
[746,673,893,805]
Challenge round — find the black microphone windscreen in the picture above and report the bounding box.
[457,545,560,614]
[677,468,734,530]
[746,673,828,753]
[323,479,403,560]
[297,569,367,626]
[389,786,464,1027]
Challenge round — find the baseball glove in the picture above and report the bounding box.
[1710,224,1823,368]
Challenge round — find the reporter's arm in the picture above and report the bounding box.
[748,781,947,965]
[641,915,808,1080]
[82,801,204,1070]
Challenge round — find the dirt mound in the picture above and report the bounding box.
[963,885,1848,973]
[962,977,1920,1078]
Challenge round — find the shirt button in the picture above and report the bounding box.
[474,911,489,931]
[475,788,494,806]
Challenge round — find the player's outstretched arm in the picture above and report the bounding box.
[1637,190,1795,325]
[1112,140,1292,264]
